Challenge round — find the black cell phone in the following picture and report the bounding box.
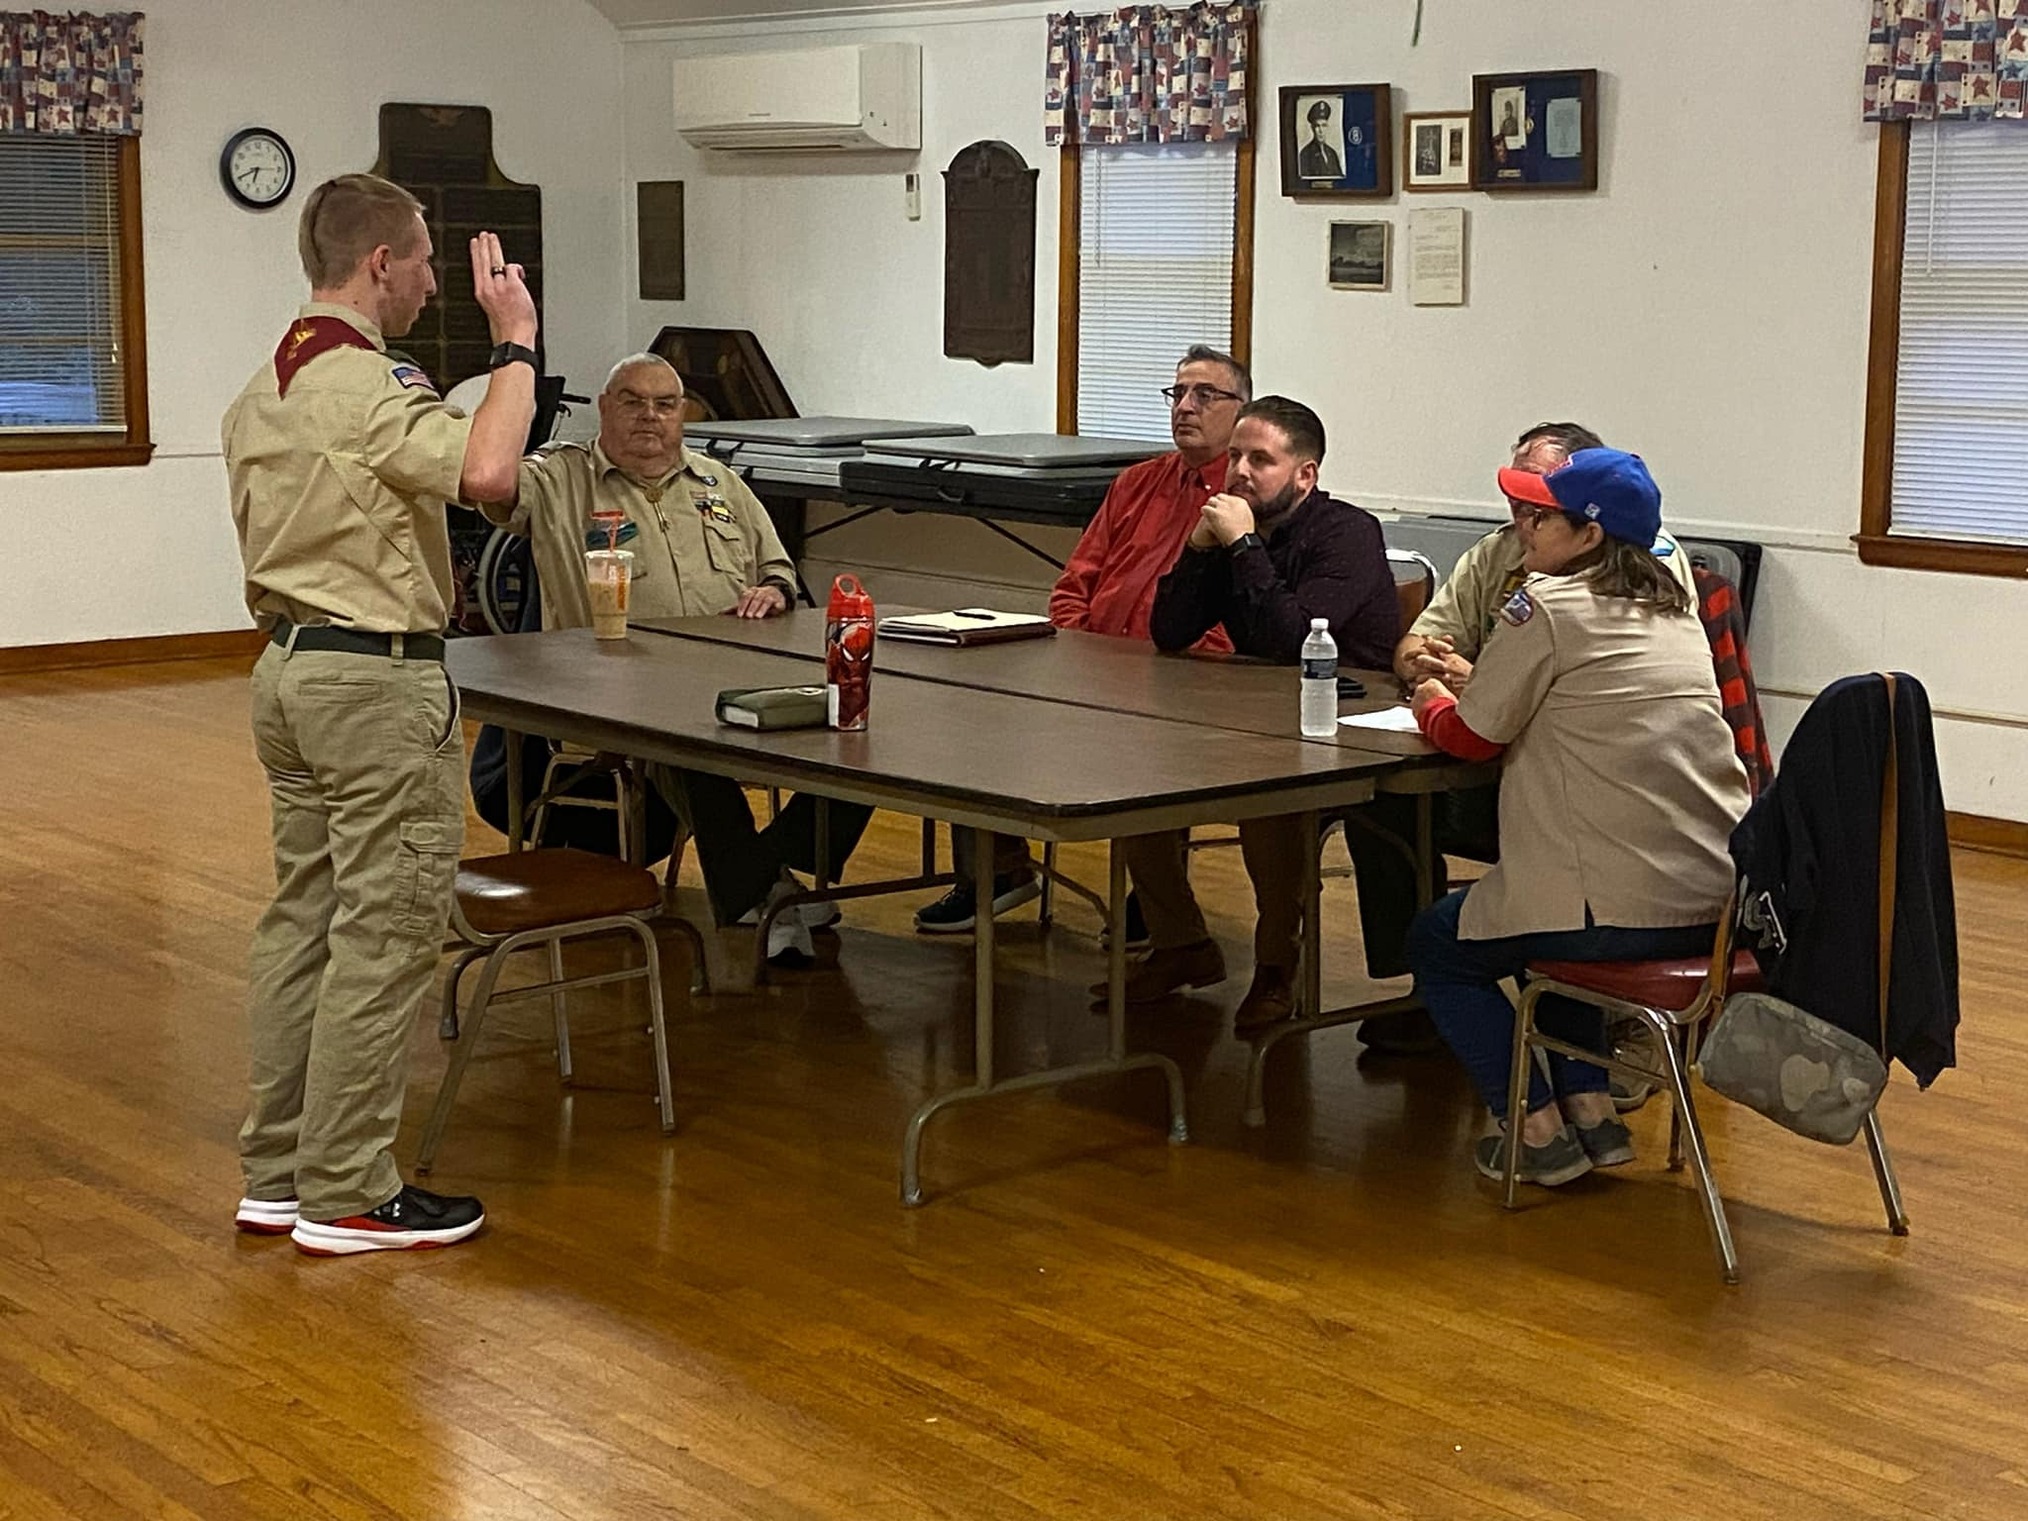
[1336,676,1366,700]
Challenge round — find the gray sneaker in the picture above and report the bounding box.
[1574,1116,1637,1168]
[1474,1125,1594,1187]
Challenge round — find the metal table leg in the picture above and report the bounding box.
[1240,796,1435,1129]
[1299,808,1322,1019]
[505,727,525,852]
[901,829,1186,1206]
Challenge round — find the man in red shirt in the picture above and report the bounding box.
[914,345,1246,934]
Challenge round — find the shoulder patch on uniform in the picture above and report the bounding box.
[390,362,438,394]
[1498,588,1536,627]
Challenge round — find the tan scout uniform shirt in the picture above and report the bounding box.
[1411,523,1697,663]
[223,303,471,632]
[486,441,796,629]
[1455,573,1749,941]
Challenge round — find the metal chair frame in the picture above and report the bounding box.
[527,749,640,862]
[1503,898,1910,1284]
[417,875,709,1175]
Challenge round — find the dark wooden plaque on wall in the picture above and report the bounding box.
[943,140,1037,367]
[637,181,685,301]
[373,103,542,389]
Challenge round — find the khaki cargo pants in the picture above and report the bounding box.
[240,640,465,1220]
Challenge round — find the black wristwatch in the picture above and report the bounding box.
[1229,531,1265,556]
[488,341,538,372]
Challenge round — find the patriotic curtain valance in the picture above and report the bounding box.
[1045,3,1254,147]
[1864,0,2028,120]
[0,11,143,135]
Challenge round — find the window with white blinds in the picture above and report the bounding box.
[1890,120,2028,545]
[0,134,130,437]
[1075,141,1237,440]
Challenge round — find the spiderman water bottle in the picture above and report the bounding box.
[826,573,875,731]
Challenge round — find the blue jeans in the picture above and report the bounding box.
[1406,888,1717,1119]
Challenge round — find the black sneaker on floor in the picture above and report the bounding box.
[1355,1008,1445,1056]
[292,1184,486,1256]
[914,871,1042,934]
[1098,891,1151,953]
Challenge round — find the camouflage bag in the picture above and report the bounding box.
[1694,991,1887,1145]
[1697,672,1900,1147]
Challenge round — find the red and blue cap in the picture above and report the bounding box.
[1497,447,1663,548]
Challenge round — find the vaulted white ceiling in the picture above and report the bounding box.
[586,0,1013,28]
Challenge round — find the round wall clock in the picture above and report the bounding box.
[220,127,296,210]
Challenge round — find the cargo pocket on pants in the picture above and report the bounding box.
[394,818,461,940]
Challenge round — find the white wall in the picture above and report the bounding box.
[623,3,1070,607]
[617,0,2028,818]
[0,0,626,649]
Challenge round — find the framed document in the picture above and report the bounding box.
[1470,69,1599,192]
[1402,111,1471,192]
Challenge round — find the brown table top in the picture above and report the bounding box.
[631,609,1430,752]
[447,628,1400,843]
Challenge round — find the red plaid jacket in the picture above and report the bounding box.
[1694,566,1774,796]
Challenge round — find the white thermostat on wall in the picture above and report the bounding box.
[220,126,296,210]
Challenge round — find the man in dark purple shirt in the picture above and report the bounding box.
[1117,396,1398,1032]
[1150,395,1396,667]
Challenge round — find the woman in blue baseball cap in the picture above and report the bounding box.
[1404,449,1751,1188]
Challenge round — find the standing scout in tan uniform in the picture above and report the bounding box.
[478,354,869,963]
[1404,449,1749,1189]
[225,172,537,1255]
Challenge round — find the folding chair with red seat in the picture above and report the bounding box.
[1505,891,1910,1284]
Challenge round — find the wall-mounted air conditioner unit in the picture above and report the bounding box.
[674,42,920,152]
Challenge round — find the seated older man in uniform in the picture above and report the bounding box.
[1340,421,1697,1052]
[472,353,866,962]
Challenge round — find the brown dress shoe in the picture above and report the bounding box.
[1232,963,1297,1032]
[1088,938,1227,1003]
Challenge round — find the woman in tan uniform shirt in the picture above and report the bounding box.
[1405,449,1750,1189]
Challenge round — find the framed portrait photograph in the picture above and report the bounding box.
[1328,220,1390,291]
[1280,83,1393,199]
[1402,111,1472,192]
[1470,69,1599,192]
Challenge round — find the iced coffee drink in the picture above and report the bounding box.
[585,549,633,640]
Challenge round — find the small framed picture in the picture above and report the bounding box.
[1328,221,1390,291]
[1471,69,1599,192]
[1280,83,1393,199]
[1402,111,1472,192]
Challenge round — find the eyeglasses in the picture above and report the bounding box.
[1506,499,1563,529]
[1160,383,1244,408]
[612,392,683,417]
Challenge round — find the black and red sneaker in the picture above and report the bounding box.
[291,1185,485,1256]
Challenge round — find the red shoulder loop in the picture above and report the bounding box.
[274,317,376,399]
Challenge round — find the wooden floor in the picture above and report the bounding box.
[2,656,2025,1520]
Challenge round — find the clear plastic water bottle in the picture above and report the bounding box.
[1300,617,1338,739]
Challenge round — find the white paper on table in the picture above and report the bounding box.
[1338,705,1423,733]
[1408,208,1466,307]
